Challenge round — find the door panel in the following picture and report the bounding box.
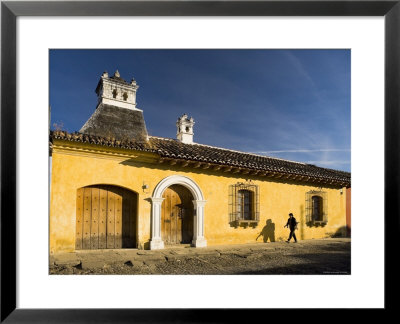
[162,185,193,245]
[129,193,136,248]
[106,190,115,249]
[164,188,172,243]
[75,188,84,250]
[76,185,136,250]
[83,188,92,249]
[114,189,122,249]
[90,188,100,249]
[122,190,136,248]
[98,188,108,249]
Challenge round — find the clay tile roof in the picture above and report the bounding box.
[148,137,350,185]
[50,130,153,152]
[50,131,351,187]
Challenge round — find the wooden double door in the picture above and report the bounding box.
[76,185,137,250]
[162,185,194,245]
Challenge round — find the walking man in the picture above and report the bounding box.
[284,213,298,243]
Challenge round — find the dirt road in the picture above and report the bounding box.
[49,238,350,275]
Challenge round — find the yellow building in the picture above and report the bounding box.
[49,71,351,253]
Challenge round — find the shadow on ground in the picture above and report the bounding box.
[237,252,351,275]
[50,239,351,275]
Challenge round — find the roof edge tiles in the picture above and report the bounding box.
[148,135,308,166]
[50,130,351,187]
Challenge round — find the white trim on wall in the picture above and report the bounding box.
[150,175,207,249]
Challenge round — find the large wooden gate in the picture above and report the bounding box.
[76,185,137,250]
[161,185,194,245]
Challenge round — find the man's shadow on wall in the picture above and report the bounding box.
[256,219,276,242]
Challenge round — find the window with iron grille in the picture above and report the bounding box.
[229,183,259,226]
[306,190,328,225]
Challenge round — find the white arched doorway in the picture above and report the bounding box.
[150,175,207,250]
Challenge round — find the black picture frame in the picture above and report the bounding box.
[1,0,398,322]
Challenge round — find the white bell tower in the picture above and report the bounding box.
[95,70,140,110]
[176,114,195,144]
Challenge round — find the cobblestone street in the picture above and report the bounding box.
[50,238,350,275]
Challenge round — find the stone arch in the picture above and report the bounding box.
[150,175,207,250]
[152,175,205,201]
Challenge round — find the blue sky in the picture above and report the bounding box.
[50,49,350,172]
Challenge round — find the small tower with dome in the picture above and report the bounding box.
[176,114,195,144]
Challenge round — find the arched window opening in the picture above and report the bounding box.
[112,89,118,98]
[123,92,128,101]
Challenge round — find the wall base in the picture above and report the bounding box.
[192,238,207,248]
[150,239,164,250]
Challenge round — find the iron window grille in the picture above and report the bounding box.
[229,182,260,227]
[306,190,328,225]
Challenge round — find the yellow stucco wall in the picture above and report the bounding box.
[50,141,347,253]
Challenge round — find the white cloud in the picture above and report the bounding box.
[254,149,350,154]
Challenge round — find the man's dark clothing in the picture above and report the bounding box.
[287,228,297,242]
[285,216,298,242]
